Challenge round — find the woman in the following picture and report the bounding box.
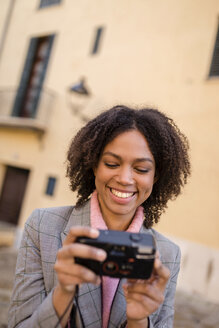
[8,105,191,328]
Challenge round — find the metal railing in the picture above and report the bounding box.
[0,87,56,134]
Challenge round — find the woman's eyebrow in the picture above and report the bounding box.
[102,151,121,160]
[102,151,154,163]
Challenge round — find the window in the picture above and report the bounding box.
[209,24,219,77]
[12,34,55,118]
[45,177,57,196]
[91,27,104,55]
[39,0,62,8]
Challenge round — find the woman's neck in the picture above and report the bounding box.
[91,190,138,231]
[101,210,134,231]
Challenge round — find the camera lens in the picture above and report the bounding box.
[103,261,118,274]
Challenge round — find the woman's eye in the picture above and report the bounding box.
[135,168,149,173]
[104,163,118,168]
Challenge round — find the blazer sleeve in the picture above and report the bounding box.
[8,209,62,328]
[149,244,181,328]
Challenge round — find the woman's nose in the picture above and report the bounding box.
[117,167,133,185]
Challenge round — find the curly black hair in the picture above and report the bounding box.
[66,105,191,228]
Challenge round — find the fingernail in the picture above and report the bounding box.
[123,287,128,296]
[155,258,162,269]
[95,277,101,285]
[97,249,106,259]
[90,228,99,235]
[64,285,75,293]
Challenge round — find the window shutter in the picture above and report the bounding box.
[91,27,104,54]
[12,38,38,117]
[30,34,55,118]
[12,34,55,118]
[209,25,219,77]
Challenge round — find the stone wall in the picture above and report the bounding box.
[171,236,219,304]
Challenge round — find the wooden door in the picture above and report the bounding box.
[0,166,29,225]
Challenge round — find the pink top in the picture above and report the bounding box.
[90,190,144,328]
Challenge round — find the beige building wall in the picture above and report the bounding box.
[0,0,12,47]
[0,0,219,300]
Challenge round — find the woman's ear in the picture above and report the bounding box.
[153,173,159,184]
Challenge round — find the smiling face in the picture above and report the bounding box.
[93,129,156,230]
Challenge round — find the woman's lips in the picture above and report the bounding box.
[109,188,136,205]
[110,188,135,199]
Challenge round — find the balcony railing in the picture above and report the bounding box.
[0,88,56,134]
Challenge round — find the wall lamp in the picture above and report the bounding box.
[68,78,90,96]
[67,78,91,123]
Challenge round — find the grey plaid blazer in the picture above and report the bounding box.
[8,200,181,328]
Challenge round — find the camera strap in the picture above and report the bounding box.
[53,285,85,328]
[54,287,76,328]
[73,285,86,328]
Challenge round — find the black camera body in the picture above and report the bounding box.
[75,229,156,279]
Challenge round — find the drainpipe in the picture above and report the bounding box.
[0,0,16,63]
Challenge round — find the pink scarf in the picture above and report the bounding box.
[90,190,144,328]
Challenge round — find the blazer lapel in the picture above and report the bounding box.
[108,279,127,328]
[60,199,91,244]
[60,200,102,328]
[76,282,102,328]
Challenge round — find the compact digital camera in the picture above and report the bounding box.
[75,229,156,279]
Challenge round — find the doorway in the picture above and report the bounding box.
[0,166,30,225]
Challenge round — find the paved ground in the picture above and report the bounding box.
[0,246,219,328]
[174,291,219,328]
[0,247,17,328]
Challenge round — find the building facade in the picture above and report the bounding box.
[0,0,219,301]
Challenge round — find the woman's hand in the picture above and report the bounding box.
[122,256,170,327]
[54,226,107,294]
[53,226,107,327]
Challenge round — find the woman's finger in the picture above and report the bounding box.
[63,226,100,245]
[55,262,100,284]
[153,258,170,288]
[58,269,101,286]
[125,290,158,308]
[124,289,159,318]
[123,281,164,304]
[57,272,84,286]
[56,243,106,262]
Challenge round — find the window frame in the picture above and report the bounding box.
[39,0,62,9]
[91,26,105,55]
[45,176,57,196]
[209,23,219,77]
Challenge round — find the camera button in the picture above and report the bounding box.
[130,234,142,242]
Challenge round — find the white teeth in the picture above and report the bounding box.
[111,189,134,198]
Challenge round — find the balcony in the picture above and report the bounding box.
[0,88,56,135]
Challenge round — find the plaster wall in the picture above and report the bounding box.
[0,0,218,250]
